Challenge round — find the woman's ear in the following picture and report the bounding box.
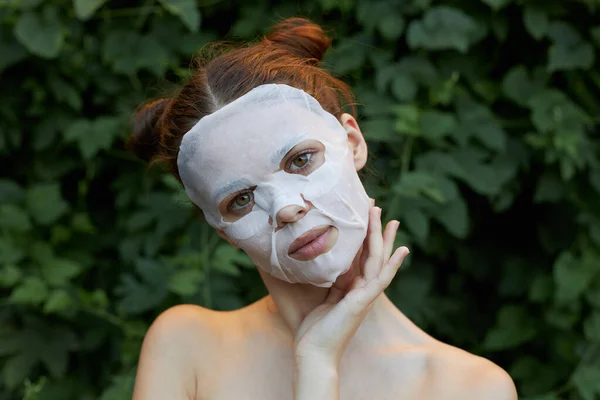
[216,229,239,248]
[340,113,368,171]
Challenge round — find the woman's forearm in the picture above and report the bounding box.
[293,358,339,400]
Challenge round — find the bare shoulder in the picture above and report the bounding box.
[133,304,226,400]
[428,346,517,400]
[146,303,221,341]
[142,304,234,370]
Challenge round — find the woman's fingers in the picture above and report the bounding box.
[328,247,410,333]
[376,246,410,287]
[382,220,399,261]
[362,207,384,281]
[348,246,410,313]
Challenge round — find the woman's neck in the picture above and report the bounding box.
[259,266,436,351]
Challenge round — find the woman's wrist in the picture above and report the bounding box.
[293,359,339,400]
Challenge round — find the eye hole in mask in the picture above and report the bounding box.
[219,139,326,222]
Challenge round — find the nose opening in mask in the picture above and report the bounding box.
[270,192,308,228]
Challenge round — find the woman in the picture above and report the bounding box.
[129,17,517,400]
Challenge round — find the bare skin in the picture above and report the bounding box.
[132,114,517,400]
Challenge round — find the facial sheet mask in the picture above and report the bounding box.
[177,84,370,287]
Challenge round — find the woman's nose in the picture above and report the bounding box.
[275,204,308,228]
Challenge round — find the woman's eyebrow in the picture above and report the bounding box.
[214,180,251,202]
[270,135,305,166]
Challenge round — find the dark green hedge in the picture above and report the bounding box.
[1,0,599,399]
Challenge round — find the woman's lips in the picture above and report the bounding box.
[288,225,339,261]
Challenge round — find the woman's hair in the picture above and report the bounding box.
[127,17,355,180]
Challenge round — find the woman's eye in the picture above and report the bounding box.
[234,192,253,208]
[292,154,310,168]
[288,151,315,172]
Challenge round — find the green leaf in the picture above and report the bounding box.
[99,374,135,400]
[116,259,168,315]
[392,104,421,136]
[400,203,429,241]
[73,0,108,20]
[483,305,537,350]
[393,171,445,203]
[213,244,252,275]
[2,352,37,389]
[546,22,595,72]
[0,179,24,204]
[13,7,65,59]
[0,204,31,231]
[0,35,28,71]
[41,258,83,286]
[103,30,172,76]
[510,356,561,396]
[584,312,600,341]
[26,183,69,225]
[590,168,600,194]
[523,7,548,40]
[590,222,600,247]
[65,117,121,160]
[10,276,49,305]
[168,269,204,296]
[456,98,507,152]
[553,252,596,304]
[528,89,591,134]
[320,0,353,12]
[326,36,368,74]
[415,151,466,178]
[502,65,545,107]
[0,265,23,288]
[520,394,560,400]
[158,0,201,32]
[587,278,600,309]
[419,110,457,140]
[534,171,564,203]
[378,14,405,40]
[490,15,509,42]
[433,196,469,238]
[572,366,600,400]
[450,148,502,195]
[391,74,418,102]
[591,26,600,47]
[39,327,77,377]
[71,212,95,233]
[388,267,434,325]
[529,274,553,303]
[407,6,481,53]
[13,0,44,9]
[548,42,595,72]
[360,119,400,142]
[48,77,82,111]
[481,0,511,11]
[43,289,73,314]
[0,236,24,265]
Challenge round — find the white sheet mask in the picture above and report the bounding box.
[177,84,370,287]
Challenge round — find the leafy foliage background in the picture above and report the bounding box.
[1,0,599,399]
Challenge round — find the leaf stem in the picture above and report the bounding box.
[135,0,157,29]
[401,137,414,176]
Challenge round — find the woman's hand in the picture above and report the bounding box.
[293,205,410,367]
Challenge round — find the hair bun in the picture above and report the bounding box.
[128,98,170,162]
[266,18,331,64]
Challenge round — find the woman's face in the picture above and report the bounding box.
[177,85,370,287]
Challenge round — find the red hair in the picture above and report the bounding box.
[128,18,355,180]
